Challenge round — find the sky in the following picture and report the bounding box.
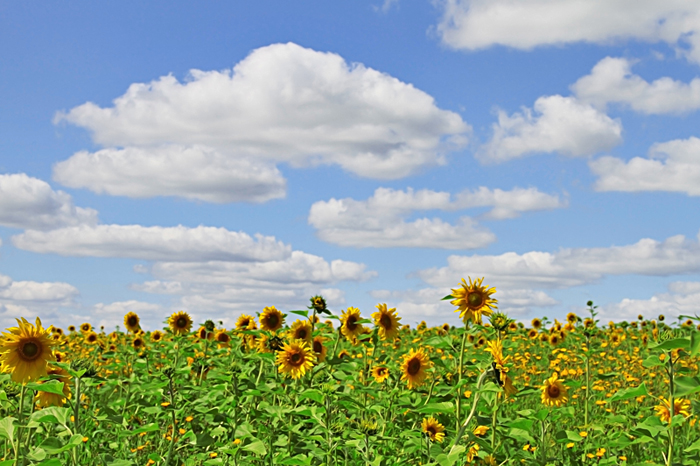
[3,1,700,331]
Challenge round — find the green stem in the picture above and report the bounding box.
[455,322,469,432]
[14,384,26,466]
[450,369,488,450]
[667,352,675,466]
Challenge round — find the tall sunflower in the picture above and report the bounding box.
[276,340,316,379]
[168,311,193,335]
[259,306,284,332]
[541,373,568,407]
[421,416,445,443]
[340,307,365,342]
[0,317,56,383]
[35,366,71,408]
[289,320,312,342]
[400,348,432,389]
[80,323,92,334]
[236,314,257,331]
[123,312,141,333]
[372,303,401,341]
[450,277,497,324]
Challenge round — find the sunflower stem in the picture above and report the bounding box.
[450,369,487,450]
[455,321,469,432]
[14,384,26,466]
[666,350,675,466]
[73,376,81,433]
[255,358,265,386]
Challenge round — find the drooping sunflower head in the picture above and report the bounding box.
[541,373,568,407]
[259,306,284,332]
[123,312,140,333]
[289,320,312,342]
[372,303,401,341]
[485,339,508,367]
[197,326,213,340]
[312,336,327,363]
[276,339,316,379]
[371,365,390,383]
[0,317,56,383]
[80,323,92,334]
[340,307,365,342]
[400,348,432,389]
[450,277,497,324]
[168,311,193,335]
[421,416,445,443]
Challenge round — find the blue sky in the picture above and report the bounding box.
[3,1,700,330]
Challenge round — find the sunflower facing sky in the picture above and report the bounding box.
[372,303,401,341]
[168,311,193,335]
[276,339,316,379]
[450,277,497,325]
[0,317,56,384]
[340,307,365,342]
[400,348,432,389]
[541,372,568,407]
[259,306,285,332]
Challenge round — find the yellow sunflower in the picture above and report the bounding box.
[150,330,164,342]
[0,317,56,383]
[85,332,99,344]
[123,312,140,333]
[541,373,568,407]
[312,336,328,363]
[531,318,542,329]
[372,303,401,341]
[168,311,193,335]
[80,323,92,334]
[421,416,445,443]
[340,307,365,342]
[371,366,390,383]
[236,314,257,331]
[35,366,71,408]
[400,348,432,389]
[654,397,691,423]
[450,277,497,324]
[566,312,577,324]
[215,330,231,347]
[259,306,284,332]
[276,340,316,379]
[289,320,313,342]
[67,325,76,333]
[527,329,538,339]
[132,337,145,350]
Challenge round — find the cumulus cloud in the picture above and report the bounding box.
[53,43,470,202]
[0,173,98,230]
[419,231,700,290]
[12,224,291,262]
[478,95,623,163]
[598,281,700,322]
[308,186,565,248]
[572,57,700,114]
[90,300,164,330]
[53,146,286,203]
[437,1,700,63]
[590,137,700,195]
[0,273,80,329]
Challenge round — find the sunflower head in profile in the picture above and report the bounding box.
[289,320,313,342]
[236,314,257,332]
[372,303,401,341]
[123,312,141,333]
[340,307,366,342]
[450,277,497,325]
[541,372,568,407]
[421,416,445,443]
[259,306,284,332]
[400,348,432,389]
[80,323,92,334]
[0,317,56,384]
[371,366,390,383]
[34,365,71,408]
[276,339,316,379]
[312,336,328,363]
[310,295,327,314]
[150,330,163,342]
[168,311,193,335]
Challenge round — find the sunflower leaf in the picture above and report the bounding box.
[609,383,649,402]
[243,439,267,456]
[289,310,309,318]
[0,417,15,443]
[441,295,455,301]
[691,331,700,356]
[647,337,690,352]
[26,380,66,396]
[673,376,700,397]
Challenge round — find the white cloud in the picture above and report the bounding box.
[11,224,291,262]
[590,137,700,195]
[53,146,286,203]
[437,1,700,63]
[572,57,700,114]
[90,300,164,330]
[478,95,622,163]
[54,42,470,203]
[598,281,700,322]
[0,173,98,230]
[309,186,564,248]
[419,231,700,290]
[0,273,80,329]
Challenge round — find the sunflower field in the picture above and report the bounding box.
[1,278,700,466]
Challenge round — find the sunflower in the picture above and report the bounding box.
[421,416,445,443]
[450,277,497,324]
[168,311,193,335]
[80,323,92,333]
[548,333,560,346]
[276,340,316,379]
[541,373,568,407]
[235,315,256,332]
[312,336,327,363]
[197,327,213,340]
[85,332,98,344]
[0,317,56,383]
[372,303,401,341]
[566,312,577,324]
[310,296,327,314]
[150,330,163,342]
[400,348,432,389]
[527,329,538,339]
[259,306,284,332]
[531,318,542,329]
[123,312,141,333]
[338,349,350,359]
[371,366,390,383]
[289,320,312,342]
[67,325,76,333]
[340,307,366,342]
[654,397,691,423]
[132,337,145,350]
[35,366,71,408]
[215,330,231,347]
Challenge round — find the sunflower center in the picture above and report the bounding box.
[427,426,436,435]
[380,314,392,330]
[297,329,308,340]
[218,333,230,343]
[313,341,322,353]
[547,384,561,399]
[467,291,484,308]
[290,352,303,366]
[407,358,422,376]
[346,317,358,331]
[176,317,188,328]
[267,314,279,328]
[127,316,138,327]
[240,319,250,328]
[20,341,40,360]
[134,339,142,347]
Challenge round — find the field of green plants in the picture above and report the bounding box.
[1,278,700,466]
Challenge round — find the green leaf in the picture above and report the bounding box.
[685,437,700,452]
[0,417,16,443]
[642,355,663,368]
[417,402,454,414]
[243,439,267,456]
[25,380,66,396]
[299,389,324,404]
[690,331,700,356]
[595,372,619,380]
[289,310,309,318]
[37,460,63,466]
[673,376,700,397]
[648,337,689,351]
[39,434,83,454]
[441,295,455,301]
[609,383,650,402]
[106,461,135,466]
[126,423,160,436]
